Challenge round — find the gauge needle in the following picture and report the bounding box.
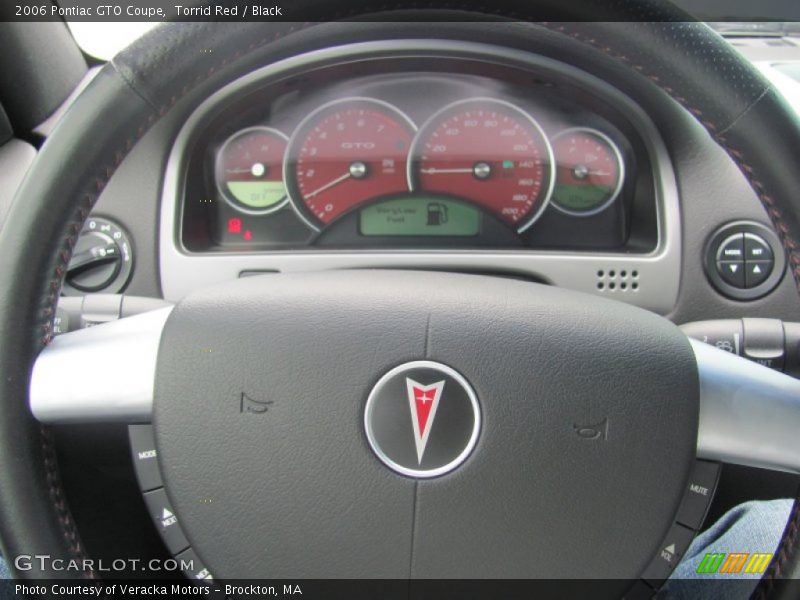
[305,172,351,199]
[419,168,474,174]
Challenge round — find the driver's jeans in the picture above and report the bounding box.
[0,498,794,599]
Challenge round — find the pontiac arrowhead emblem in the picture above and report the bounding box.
[364,360,481,478]
[406,378,445,463]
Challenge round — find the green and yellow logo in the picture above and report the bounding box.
[696,552,773,575]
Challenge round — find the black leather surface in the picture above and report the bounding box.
[0,2,798,592]
[0,69,154,579]
[154,271,696,586]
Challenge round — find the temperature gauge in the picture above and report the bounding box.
[551,128,624,216]
[215,127,289,215]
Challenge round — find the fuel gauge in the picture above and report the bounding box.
[551,128,624,216]
[216,127,289,215]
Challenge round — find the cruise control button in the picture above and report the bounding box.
[716,233,744,261]
[143,488,189,554]
[175,547,215,584]
[676,461,720,530]
[129,425,162,491]
[744,233,773,261]
[745,260,773,288]
[642,523,695,586]
[717,261,745,288]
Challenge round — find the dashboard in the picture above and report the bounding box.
[159,41,679,311]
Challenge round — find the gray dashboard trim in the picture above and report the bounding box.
[159,40,681,314]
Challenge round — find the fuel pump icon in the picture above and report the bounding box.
[427,202,449,226]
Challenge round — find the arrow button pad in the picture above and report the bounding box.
[143,487,190,554]
[641,523,695,586]
[717,260,745,288]
[745,260,773,288]
[705,222,785,300]
[714,232,775,290]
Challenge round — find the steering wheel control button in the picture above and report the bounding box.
[641,523,695,586]
[625,580,658,600]
[675,461,721,530]
[742,318,785,370]
[175,547,215,584]
[744,233,773,261]
[364,360,480,478]
[129,425,162,491]
[143,488,189,554]
[705,221,786,300]
[716,233,744,261]
[716,261,745,288]
[745,261,773,288]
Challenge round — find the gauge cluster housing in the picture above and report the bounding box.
[161,41,681,313]
[180,49,657,253]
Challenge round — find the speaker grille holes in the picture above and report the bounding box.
[596,268,640,293]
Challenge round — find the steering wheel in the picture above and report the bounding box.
[1,3,800,598]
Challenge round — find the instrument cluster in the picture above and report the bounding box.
[181,60,656,253]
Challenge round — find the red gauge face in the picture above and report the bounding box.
[215,127,288,214]
[286,99,415,228]
[551,128,623,216]
[411,99,553,231]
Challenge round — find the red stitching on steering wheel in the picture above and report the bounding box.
[34,20,800,590]
[541,23,800,294]
[36,23,314,580]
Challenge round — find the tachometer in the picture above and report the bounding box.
[285,97,416,229]
[215,127,288,215]
[409,98,554,232]
[551,128,624,216]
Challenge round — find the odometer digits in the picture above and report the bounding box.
[409,98,554,232]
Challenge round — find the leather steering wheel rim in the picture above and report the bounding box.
[0,3,798,596]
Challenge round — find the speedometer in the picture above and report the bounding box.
[409,98,554,232]
[285,97,416,230]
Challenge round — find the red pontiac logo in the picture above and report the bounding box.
[364,361,480,478]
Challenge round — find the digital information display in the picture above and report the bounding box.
[359,196,481,236]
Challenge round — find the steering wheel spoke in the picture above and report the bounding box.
[29,307,171,424]
[693,338,800,474]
